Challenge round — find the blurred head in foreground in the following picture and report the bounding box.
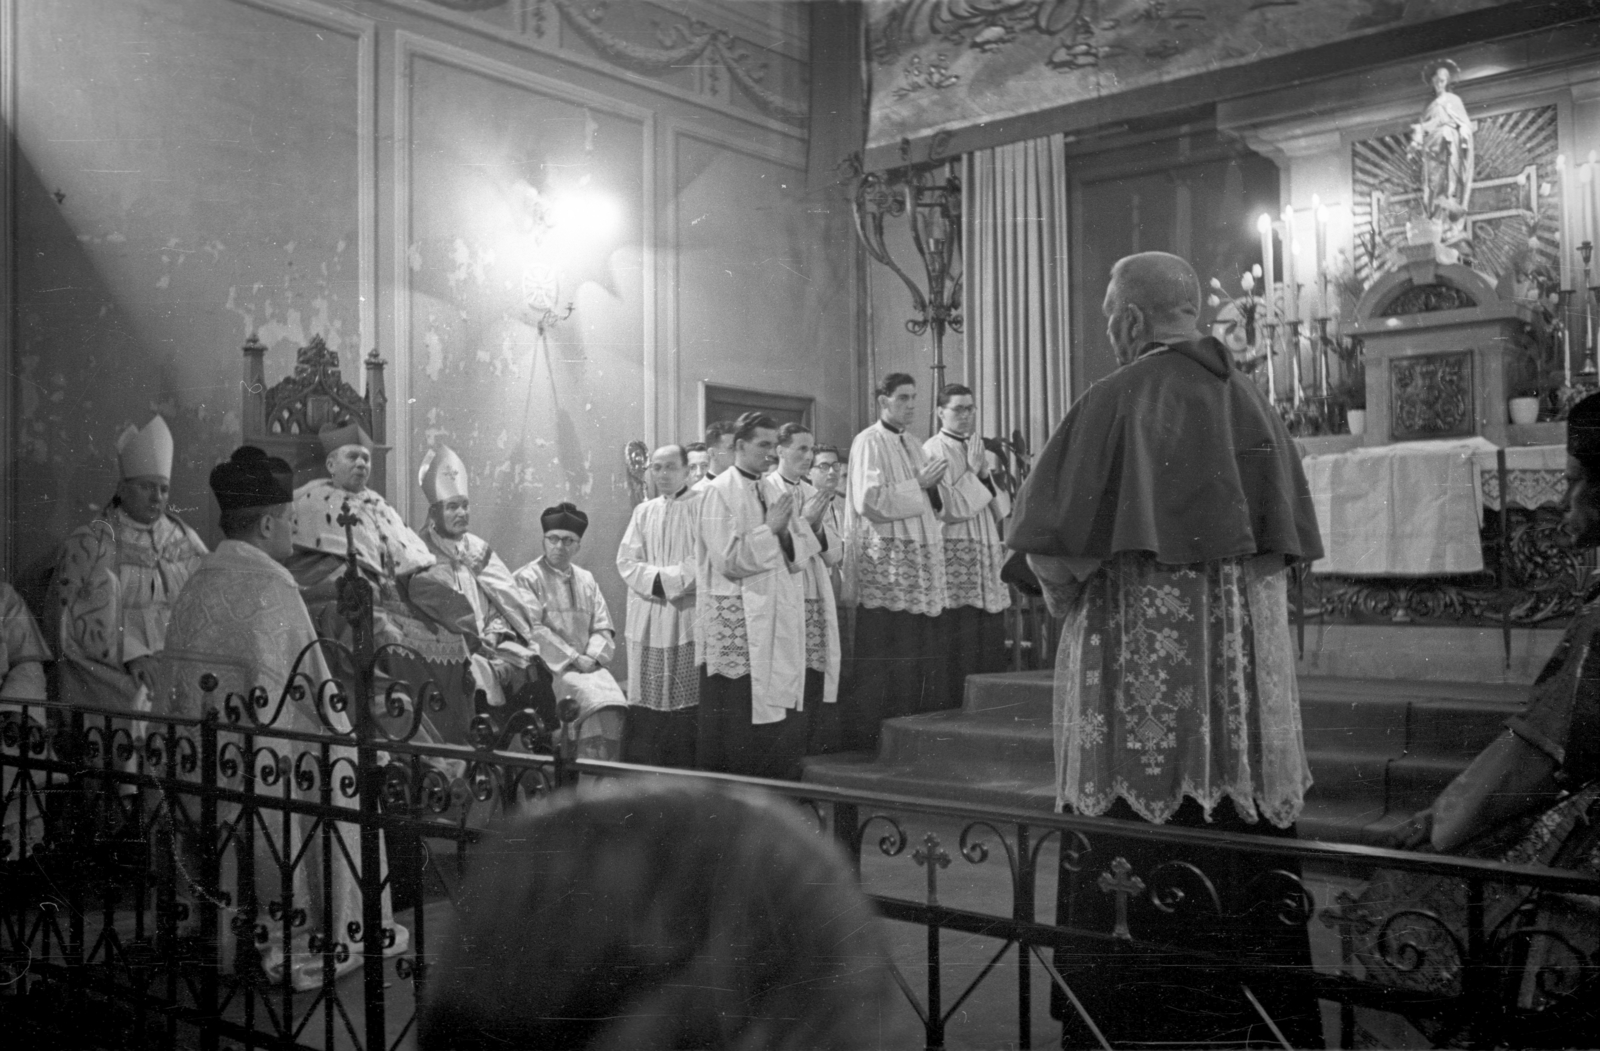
[419,780,897,1051]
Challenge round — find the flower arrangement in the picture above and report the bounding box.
[1207,266,1269,375]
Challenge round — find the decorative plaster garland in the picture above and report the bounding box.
[418,0,806,125]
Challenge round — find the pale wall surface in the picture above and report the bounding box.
[6,0,856,685]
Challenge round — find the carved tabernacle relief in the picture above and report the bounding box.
[1390,351,1473,440]
[1377,282,1478,316]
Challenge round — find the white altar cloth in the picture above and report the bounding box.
[1302,437,1496,577]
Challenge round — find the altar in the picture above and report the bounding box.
[1299,438,1584,631]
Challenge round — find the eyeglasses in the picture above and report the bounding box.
[545,535,582,547]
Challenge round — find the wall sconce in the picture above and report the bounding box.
[852,160,963,424]
[520,264,574,336]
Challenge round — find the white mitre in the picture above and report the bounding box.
[419,443,469,505]
[116,415,174,480]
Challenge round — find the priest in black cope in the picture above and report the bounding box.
[1009,251,1325,1049]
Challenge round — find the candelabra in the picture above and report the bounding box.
[1584,242,1599,379]
[853,160,963,427]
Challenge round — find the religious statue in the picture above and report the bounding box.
[1409,58,1475,256]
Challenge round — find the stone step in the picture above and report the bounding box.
[802,672,1528,845]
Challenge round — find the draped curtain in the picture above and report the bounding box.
[963,135,1072,461]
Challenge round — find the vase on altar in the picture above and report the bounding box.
[1508,396,1540,426]
[1346,409,1367,437]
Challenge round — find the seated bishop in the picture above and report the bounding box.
[512,503,628,759]
[410,444,556,725]
[50,415,208,712]
[287,422,473,740]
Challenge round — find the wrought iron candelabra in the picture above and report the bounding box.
[852,160,962,427]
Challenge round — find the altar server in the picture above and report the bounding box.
[1009,251,1323,1048]
[514,503,628,759]
[767,423,842,753]
[924,384,1011,701]
[158,445,406,990]
[843,374,948,748]
[50,415,207,711]
[615,444,701,767]
[696,413,809,779]
[412,444,552,719]
[690,420,736,492]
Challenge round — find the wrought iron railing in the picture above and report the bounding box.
[4,687,1599,1051]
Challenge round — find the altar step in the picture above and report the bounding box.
[801,671,1524,845]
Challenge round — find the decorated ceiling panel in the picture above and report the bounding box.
[866,0,1516,155]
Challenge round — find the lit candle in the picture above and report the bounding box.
[1257,212,1275,316]
[1283,206,1298,322]
[1557,154,1572,289]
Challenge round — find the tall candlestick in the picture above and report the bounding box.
[1315,317,1331,399]
[1257,212,1275,324]
[1559,288,1574,384]
[1557,155,1572,290]
[1313,196,1329,318]
[1586,159,1599,256]
[1590,152,1600,252]
[1283,206,1298,322]
[1263,321,1278,403]
[1286,319,1303,407]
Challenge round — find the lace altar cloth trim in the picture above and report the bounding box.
[1478,467,1566,511]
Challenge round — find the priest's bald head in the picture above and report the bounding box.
[1103,252,1202,365]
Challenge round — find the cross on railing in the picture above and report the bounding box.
[913,831,951,907]
[1097,856,1146,941]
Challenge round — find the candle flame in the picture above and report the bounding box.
[1256,212,1272,234]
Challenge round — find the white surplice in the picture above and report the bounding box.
[616,487,701,711]
[696,466,807,723]
[512,555,628,718]
[924,430,1011,614]
[844,421,946,616]
[156,540,406,990]
[764,471,841,706]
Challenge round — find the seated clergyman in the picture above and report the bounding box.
[1340,393,1600,1043]
[287,421,473,740]
[410,443,555,725]
[513,503,628,759]
[157,445,407,991]
[50,415,207,712]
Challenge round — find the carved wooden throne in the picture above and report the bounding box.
[241,334,389,496]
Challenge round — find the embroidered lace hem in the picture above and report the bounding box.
[698,595,750,679]
[849,536,945,616]
[632,641,700,712]
[943,538,1011,613]
[804,599,828,672]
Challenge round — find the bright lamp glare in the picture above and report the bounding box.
[551,191,622,239]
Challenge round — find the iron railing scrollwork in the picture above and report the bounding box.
[3,517,1598,1049]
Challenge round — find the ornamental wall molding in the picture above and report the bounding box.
[398,0,807,129]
